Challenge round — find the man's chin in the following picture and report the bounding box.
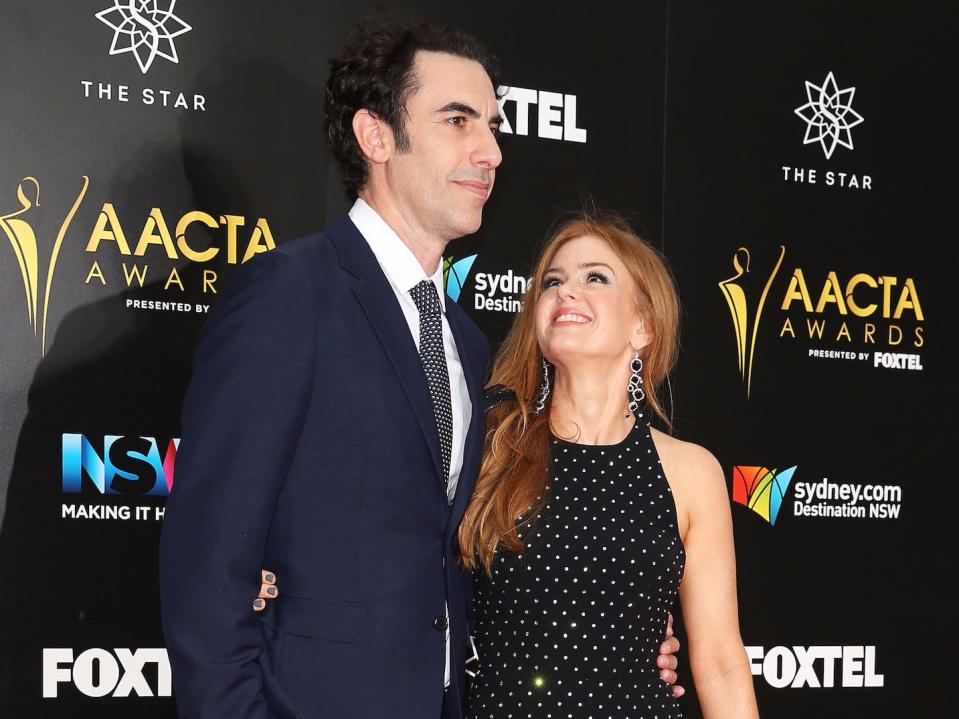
[452,209,484,238]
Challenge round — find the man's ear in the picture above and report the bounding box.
[352,109,392,165]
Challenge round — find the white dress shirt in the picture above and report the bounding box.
[349,197,471,687]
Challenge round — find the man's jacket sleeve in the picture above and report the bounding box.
[159,250,315,718]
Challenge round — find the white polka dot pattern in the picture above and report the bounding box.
[410,279,453,487]
[467,420,686,719]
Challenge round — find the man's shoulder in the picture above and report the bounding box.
[246,217,355,282]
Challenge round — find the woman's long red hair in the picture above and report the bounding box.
[458,213,681,573]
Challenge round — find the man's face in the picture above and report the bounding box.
[385,51,503,242]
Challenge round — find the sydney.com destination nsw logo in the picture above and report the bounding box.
[444,254,529,312]
[731,465,902,525]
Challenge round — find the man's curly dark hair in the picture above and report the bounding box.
[325,20,500,199]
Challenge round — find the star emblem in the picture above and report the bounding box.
[95,1,192,74]
[794,71,865,159]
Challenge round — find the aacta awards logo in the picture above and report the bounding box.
[731,465,798,526]
[719,246,925,394]
[4,174,275,330]
[718,247,786,397]
[0,176,90,355]
[783,71,870,191]
[95,1,192,74]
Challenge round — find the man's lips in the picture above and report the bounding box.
[452,179,490,198]
[551,309,592,325]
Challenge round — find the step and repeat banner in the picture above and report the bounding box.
[0,1,952,716]
[662,2,954,717]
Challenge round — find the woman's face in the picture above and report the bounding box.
[534,234,650,367]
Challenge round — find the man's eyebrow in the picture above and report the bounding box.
[436,102,481,118]
[436,102,504,125]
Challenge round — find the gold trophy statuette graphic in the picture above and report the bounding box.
[718,246,785,397]
[1,176,89,355]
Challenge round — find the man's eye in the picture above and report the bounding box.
[490,125,502,136]
[447,116,466,127]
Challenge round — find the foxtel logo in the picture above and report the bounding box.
[496,85,587,143]
[746,645,884,689]
[43,648,171,697]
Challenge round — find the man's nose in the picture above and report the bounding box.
[471,126,503,169]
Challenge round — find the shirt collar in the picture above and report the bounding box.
[349,198,446,313]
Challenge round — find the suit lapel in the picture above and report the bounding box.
[445,303,485,537]
[328,216,445,485]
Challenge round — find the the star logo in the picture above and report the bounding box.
[794,71,865,159]
[95,1,192,74]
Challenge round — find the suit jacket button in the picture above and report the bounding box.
[434,616,449,631]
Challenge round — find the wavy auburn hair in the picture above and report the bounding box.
[458,213,681,573]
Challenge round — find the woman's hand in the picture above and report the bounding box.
[253,569,279,612]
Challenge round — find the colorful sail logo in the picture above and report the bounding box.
[443,254,478,302]
[732,465,798,526]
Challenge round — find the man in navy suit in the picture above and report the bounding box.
[160,20,680,719]
[160,22,503,719]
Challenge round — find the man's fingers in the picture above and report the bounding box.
[261,570,276,585]
[656,654,678,671]
[672,684,686,698]
[659,635,680,655]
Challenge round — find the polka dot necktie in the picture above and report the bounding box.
[410,279,453,487]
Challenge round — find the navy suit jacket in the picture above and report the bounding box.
[159,215,490,719]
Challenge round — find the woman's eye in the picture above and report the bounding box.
[586,271,609,284]
[541,276,561,289]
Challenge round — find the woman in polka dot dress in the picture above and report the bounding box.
[457,214,759,719]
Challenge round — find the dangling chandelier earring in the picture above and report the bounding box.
[626,349,646,418]
[534,357,551,414]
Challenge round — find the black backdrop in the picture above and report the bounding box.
[0,1,953,716]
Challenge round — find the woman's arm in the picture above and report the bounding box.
[666,439,760,718]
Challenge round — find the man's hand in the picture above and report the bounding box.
[657,613,685,698]
[253,570,278,612]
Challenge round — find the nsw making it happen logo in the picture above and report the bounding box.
[95,1,192,74]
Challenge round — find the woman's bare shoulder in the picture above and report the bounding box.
[649,427,725,497]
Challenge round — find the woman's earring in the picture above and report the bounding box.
[626,350,645,418]
[534,358,551,414]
